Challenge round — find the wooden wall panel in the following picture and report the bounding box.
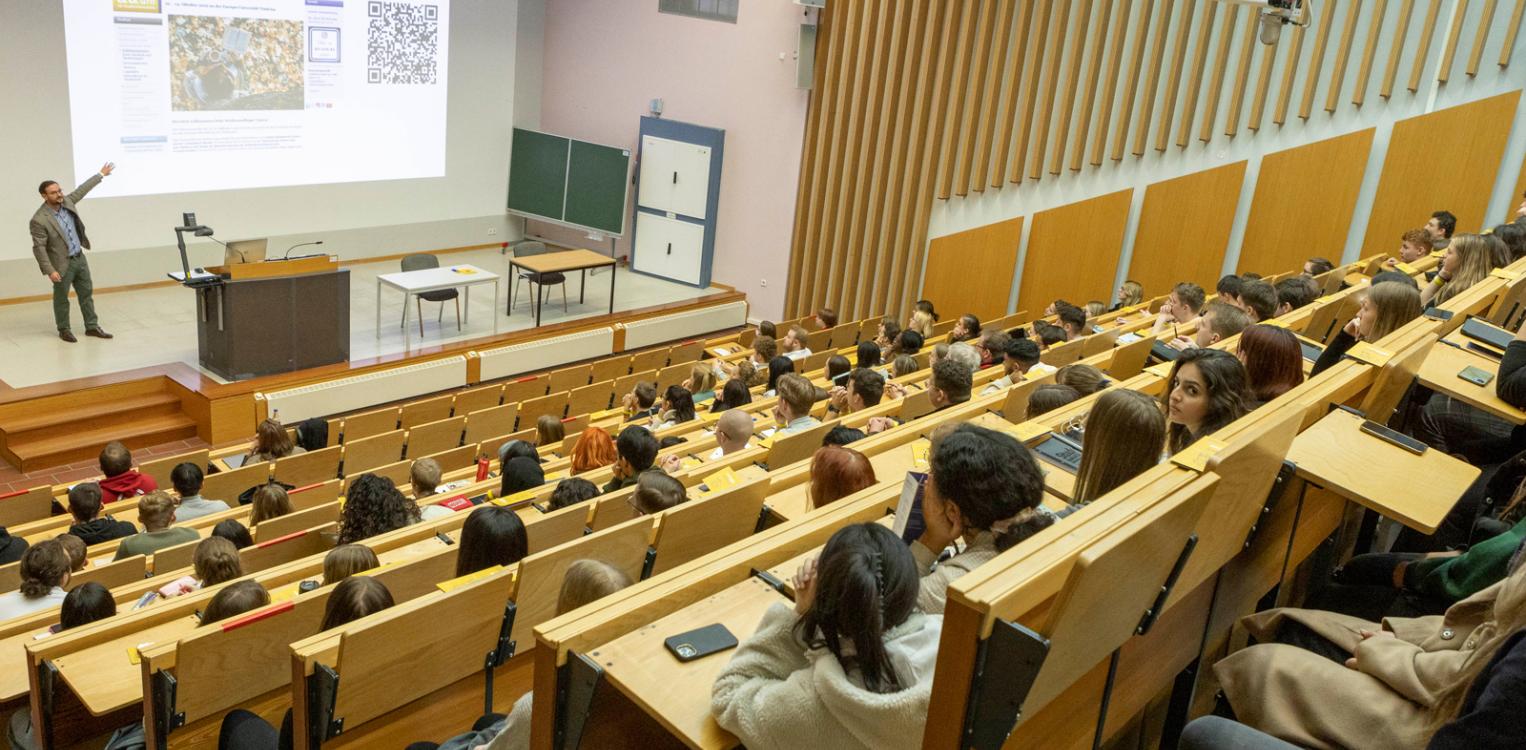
[1512,151,1526,223]
[1127,162,1248,296]
[1017,190,1133,312]
[1361,90,1522,256]
[921,217,1025,321]
[1240,129,1376,274]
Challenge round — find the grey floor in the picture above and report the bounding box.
[2,247,712,388]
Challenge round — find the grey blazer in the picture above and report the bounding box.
[30,174,102,276]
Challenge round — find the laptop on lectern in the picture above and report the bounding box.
[225,238,269,265]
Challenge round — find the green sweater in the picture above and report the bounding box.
[1408,516,1526,600]
[113,527,200,561]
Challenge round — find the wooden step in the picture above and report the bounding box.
[4,413,198,474]
[0,392,183,435]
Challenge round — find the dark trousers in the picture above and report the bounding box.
[51,253,98,332]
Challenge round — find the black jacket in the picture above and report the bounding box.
[0,528,25,565]
[69,517,138,546]
[1309,330,1358,378]
[1428,630,1526,749]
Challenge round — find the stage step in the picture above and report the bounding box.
[0,382,199,473]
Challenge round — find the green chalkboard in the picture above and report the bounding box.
[506,128,631,236]
[565,140,631,235]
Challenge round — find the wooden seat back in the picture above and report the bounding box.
[1359,331,1439,424]
[141,450,210,492]
[341,431,406,475]
[420,444,479,474]
[239,525,336,575]
[654,362,692,391]
[590,356,633,384]
[255,501,342,542]
[509,515,657,652]
[340,407,400,443]
[567,383,614,419]
[0,486,53,528]
[519,391,571,426]
[273,446,342,487]
[765,419,837,469]
[1105,334,1155,379]
[1040,337,1085,367]
[406,416,466,457]
[629,347,671,373]
[1081,327,1121,357]
[400,395,454,429]
[502,374,550,405]
[451,384,503,416]
[548,365,592,393]
[72,554,148,591]
[152,537,201,575]
[649,476,770,576]
[669,341,705,364]
[366,460,413,490]
[201,462,273,506]
[464,404,519,445]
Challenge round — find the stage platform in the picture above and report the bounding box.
[0,246,747,472]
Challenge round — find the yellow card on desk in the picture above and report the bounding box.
[703,466,740,492]
[492,486,542,506]
[1345,342,1394,367]
[701,410,724,423]
[437,565,503,593]
[268,585,300,604]
[1491,268,1522,280]
[911,440,931,467]
[1171,438,1226,472]
[680,456,703,471]
[1007,421,1051,443]
[1395,261,1419,275]
[127,647,141,665]
[451,267,479,275]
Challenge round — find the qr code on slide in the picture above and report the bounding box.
[366,1,439,85]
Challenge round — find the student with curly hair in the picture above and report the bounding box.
[337,474,421,545]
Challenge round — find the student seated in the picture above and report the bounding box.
[813,307,839,330]
[1113,279,1145,311]
[66,481,136,546]
[1304,257,1335,276]
[907,308,936,339]
[709,410,754,459]
[971,330,1009,370]
[337,474,421,545]
[913,425,1052,613]
[773,374,824,436]
[97,440,157,502]
[621,381,661,423]
[1027,384,1081,419]
[409,458,455,520]
[0,527,24,566]
[1423,234,1505,307]
[535,414,565,448]
[651,385,698,430]
[808,446,876,509]
[827,368,885,417]
[891,354,919,378]
[630,469,687,515]
[0,541,70,619]
[821,426,867,447]
[408,560,634,750]
[497,439,539,466]
[779,325,813,362]
[854,340,883,370]
[170,462,230,521]
[456,506,529,577]
[1493,221,1526,263]
[569,427,617,474]
[1385,228,1434,267]
[1160,349,1252,455]
[1216,274,1244,308]
[889,330,925,361]
[199,580,270,626]
[980,339,1043,395]
[709,378,754,413]
[877,318,902,357]
[593,426,654,494]
[683,363,719,402]
[1213,546,1526,750]
[1427,209,1458,249]
[1053,302,1087,341]
[720,334,779,385]
[1031,320,1069,350]
[245,418,306,463]
[926,358,973,411]
[1072,390,1166,505]
[1238,279,1278,322]
[1151,282,1207,336]
[825,355,852,385]
[1054,363,1106,396]
[54,534,86,574]
[115,491,199,561]
[158,537,243,598]
[248,483,294,526]
[950,313,981,343]
[212,519,254,550]
[1311,279,1423,377]
[1171,300,1250,351]
[499,457,546,499]
[711,523,941,750]
[763,356,795,398]
[321,544,380,587]
[1273,275,1320,316]
[547,477,600,511]
[1237,324,1305,407]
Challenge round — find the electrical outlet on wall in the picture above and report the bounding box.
[487,227,498,236]
[760,279,768,287]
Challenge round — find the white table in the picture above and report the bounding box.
[376,264,501,349]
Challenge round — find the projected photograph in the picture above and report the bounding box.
[169,16,305,111]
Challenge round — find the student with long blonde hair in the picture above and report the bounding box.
[1071,390,1166,505]
[1424,233,1506,307]
[1311,280,1424,377]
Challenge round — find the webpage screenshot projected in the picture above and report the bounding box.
[63,0,451,197]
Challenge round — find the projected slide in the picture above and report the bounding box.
[63,0,451,198]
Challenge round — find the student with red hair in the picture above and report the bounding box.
[569,427,617,475]
[1236,324,1305,407]
[808,445,878,509]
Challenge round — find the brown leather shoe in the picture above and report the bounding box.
[59,330,77,343]
[85,328,114,339]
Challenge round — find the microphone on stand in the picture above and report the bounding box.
[283,240,324,260]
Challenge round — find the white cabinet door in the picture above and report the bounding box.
[637,135,712,220]
[633,212,705,286]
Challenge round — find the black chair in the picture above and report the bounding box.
[400,254,460,337]
[512,241,568,315]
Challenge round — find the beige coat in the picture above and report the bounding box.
[911,531,999,614]
[1213,562,1526,749]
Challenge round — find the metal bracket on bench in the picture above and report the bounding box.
[308,662,343,747]
[961,619,1050,750]
[554,651,606,750]
[37,659,59,750]
[1244,461,1297,551]
[151,670,183,750]
[640,547,657,580]
[754,505,773,533]
[484,600,519,714]
[1136,534,1198,637]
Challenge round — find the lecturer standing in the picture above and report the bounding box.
[31,163,115,342]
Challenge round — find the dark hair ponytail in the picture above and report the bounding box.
[993,506,1055,552]
[928,425,1048,552]
[794,524,919,693]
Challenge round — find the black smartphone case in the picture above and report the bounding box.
[664,623,739,662]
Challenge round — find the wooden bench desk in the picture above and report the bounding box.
[1417,341,1526,425]
[53,614,201,715]
[592,576,787,750]
[1286,409,1480,533]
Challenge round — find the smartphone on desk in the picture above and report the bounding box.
[664,623,738,663]
[1459,365,1495,387]
[1358,419,1428,455]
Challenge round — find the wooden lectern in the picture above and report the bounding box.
[195,256,350,380]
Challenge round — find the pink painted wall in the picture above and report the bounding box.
[537,0,810,320]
